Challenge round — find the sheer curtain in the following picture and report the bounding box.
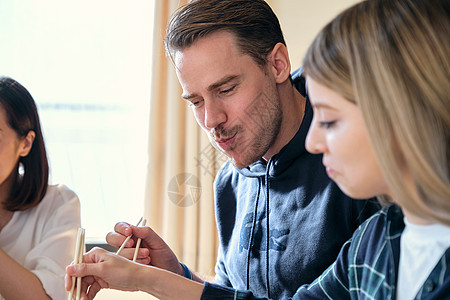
[144,0,225,276]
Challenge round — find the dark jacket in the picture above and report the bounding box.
[212,67,381,298]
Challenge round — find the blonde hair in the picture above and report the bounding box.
[304,0,450,225]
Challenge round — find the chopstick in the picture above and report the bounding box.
[132,218,147,262]
[116,216,143,255]
[68,228,85,300]
[76,234,85,300]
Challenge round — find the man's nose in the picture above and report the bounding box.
[204,100,227,130]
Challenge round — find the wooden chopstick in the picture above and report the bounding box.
[115,216,143,255]
[75,232,85,300]
[68,228,85,300]
[132,218,147,262]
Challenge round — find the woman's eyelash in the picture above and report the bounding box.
[319,121,336,129]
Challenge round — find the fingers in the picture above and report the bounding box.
[109,248,135,260]
[106,221,164,248]
[130,253,151,265]
[65,264,74,291]
[86,281,103,300]
[80,276,95,300]
[82,275,106,300]
[66,275,100,300]
[114,247,151,261]
[115,221,159,243]
[106,222,159,259]
[66,262,97,278]
[106,222,133,248]
[65,273,94,299]
[81,276,96,299]
[130,225,168,250]
[114,222,132,235]
[66,248,106,278]
[66,264,105,299]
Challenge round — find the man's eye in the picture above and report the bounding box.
[319,121,336,129]
[220,86,235,94]
[188,100,202,107]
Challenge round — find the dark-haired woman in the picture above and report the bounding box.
[0,76,80,300]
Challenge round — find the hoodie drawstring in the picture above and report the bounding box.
[246,161,272,298]
[246,178,261,290]
[265,161,271,299]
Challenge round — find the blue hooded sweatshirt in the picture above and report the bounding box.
[213,67,380,298]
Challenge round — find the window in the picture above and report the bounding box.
[0,0,155,242]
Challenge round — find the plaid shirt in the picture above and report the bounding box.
[202,205,450,299]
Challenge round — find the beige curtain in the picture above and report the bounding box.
[143,0,226,277]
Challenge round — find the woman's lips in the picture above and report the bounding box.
[325,166,335,177]
[323,159,335,177]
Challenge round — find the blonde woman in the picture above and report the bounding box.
[66,0,449,299]
[295,0,450,298]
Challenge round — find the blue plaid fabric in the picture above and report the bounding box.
[202,205,450,299]
[293,204,450,299]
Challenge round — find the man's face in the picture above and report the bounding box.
[174,31,282,169]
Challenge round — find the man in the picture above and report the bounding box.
[105,0,379,298]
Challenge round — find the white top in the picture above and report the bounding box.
[396,217,450,300]
[0,184,81,300]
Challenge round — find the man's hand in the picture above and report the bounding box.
[106,222,185,276]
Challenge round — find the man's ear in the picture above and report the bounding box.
[268,42,291,84]
[18,130,35,157]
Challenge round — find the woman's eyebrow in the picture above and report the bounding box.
[311,102,339,111]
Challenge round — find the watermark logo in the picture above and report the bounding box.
[195,145,229,177]
[167,173,202,207]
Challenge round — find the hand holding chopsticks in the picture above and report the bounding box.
[116,216,144,256]
[67,217,145,299]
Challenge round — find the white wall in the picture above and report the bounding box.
[268,0,361,67]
